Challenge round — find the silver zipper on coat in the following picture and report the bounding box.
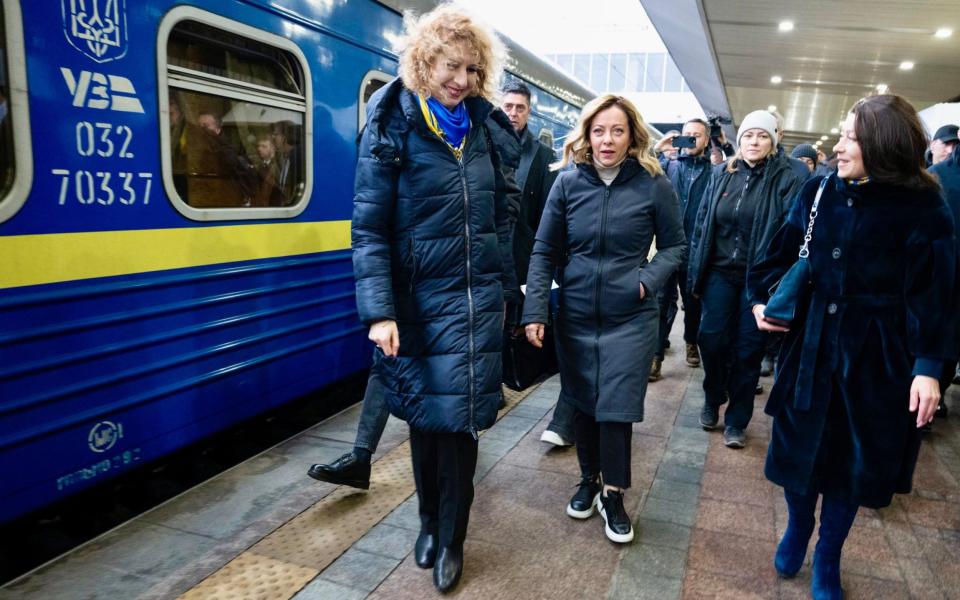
[593,185,611,401]
[458,157,478,440]
[731,174,749,260]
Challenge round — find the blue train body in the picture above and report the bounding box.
[0,0,585,522]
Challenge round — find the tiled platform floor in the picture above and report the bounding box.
[6,325,960,599]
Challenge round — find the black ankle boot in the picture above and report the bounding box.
[414,531,438,568]
[307,451,371,489]
[433,546,463,593]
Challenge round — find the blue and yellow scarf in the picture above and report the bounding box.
[419,94,469,160]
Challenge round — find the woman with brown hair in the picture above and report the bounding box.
[748,94,955,599]
[351,6,518,591]
[523,94,686,543]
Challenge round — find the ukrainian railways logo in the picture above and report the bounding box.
[61,0,128,64]
[88,421,123,453]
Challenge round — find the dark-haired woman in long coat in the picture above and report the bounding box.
[748,95,955,599]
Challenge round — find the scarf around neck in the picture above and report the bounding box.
[420,95,470,159]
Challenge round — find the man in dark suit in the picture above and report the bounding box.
[500,82,571,446]
[271,120,304,204]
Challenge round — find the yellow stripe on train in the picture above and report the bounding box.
[0,220,353,290]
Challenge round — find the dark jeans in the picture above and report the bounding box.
[354,370,389,453]
[409,429,479,549]
[698,270,766,430]
[545,392,576,441]
[655,271,680,360]
[678,269,701,345]
[574,409,632,488]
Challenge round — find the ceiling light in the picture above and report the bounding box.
[820,135,828,141]
[830,128,839,134]
[779,21,794,32]
[935,28,953,38]
[771,75,782,84]
[899,61,915,70]
[767,104,777,112]
[876,83,888,93]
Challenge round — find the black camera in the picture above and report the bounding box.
[707,114,731,140]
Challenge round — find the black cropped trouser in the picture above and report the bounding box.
[574,409,633,489]
[409,429,478,550]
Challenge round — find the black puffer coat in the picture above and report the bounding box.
[352,78,519,435]
[522,159,686,421]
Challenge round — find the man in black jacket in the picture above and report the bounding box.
[500,81,573,446]
[930,143,960,418]
[651,118,713,378]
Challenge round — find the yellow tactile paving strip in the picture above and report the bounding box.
[179,384,537,600]
[252,442,416,571]
[179,552,317,600]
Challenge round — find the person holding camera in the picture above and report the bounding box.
[686,109,804,448]
[651,119,713,377]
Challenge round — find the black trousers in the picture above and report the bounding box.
[409,429,479,549]
[656,271,680,360]
[574,409,632,488]
[677,269,701,345]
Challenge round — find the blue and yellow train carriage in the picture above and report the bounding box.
[0,0,589,522]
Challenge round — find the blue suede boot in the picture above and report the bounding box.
[775,489,817,578]
[811,496,858,600]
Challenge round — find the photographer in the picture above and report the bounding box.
[651,119,714,377]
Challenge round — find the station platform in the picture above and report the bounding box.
[5,329,960,600]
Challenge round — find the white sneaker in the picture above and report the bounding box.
[540,429,573,447]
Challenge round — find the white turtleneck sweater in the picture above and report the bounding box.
[593,157,626,186]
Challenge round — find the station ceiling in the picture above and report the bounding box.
[642,0,960,151]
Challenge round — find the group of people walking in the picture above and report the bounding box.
[307,5,958,597]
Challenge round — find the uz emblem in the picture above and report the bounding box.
[61,0,129,64]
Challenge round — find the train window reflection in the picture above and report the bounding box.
[160,12,311,218]
[538,128,554,150]
[0,3,15,203]
[168,20,303,96]
[358,70,392,131]
[168,89,303,207]
[0,0,30,225]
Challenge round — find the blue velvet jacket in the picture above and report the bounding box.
[747,174,955,506]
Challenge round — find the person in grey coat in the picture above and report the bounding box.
[523,95,686,544]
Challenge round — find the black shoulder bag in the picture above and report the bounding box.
[763,177,829,323]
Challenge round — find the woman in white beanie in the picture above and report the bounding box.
[685,109,804,448]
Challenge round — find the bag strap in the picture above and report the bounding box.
[798,177,829,259]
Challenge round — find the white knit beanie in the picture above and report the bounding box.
[737,110,779,146]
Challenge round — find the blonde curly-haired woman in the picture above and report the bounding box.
[351,6,518,591]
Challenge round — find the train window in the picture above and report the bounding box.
[0,0,33,224]
[157,7,312,220]
[358,70,393,131]
[538,128,554,149]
